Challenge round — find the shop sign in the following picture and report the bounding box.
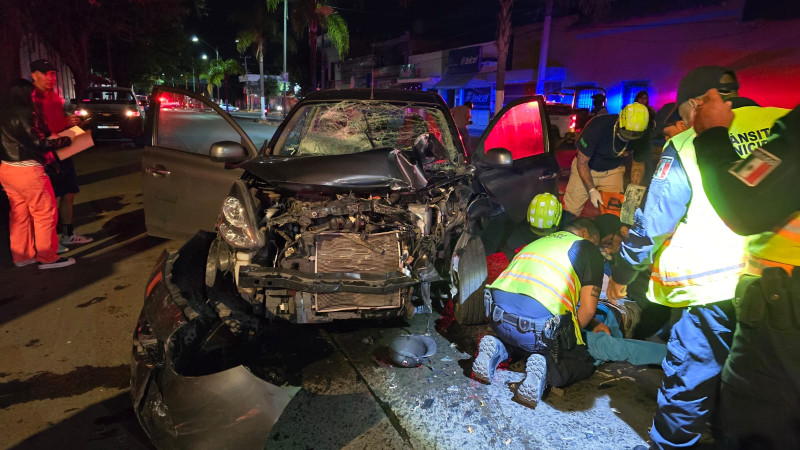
[447,46,481,74]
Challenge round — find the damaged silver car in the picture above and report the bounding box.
[133,87,559,448]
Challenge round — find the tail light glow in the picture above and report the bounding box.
[569,114,577,132]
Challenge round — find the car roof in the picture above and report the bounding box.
[301,88,446,106]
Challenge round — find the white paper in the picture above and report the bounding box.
[55,129,94,160]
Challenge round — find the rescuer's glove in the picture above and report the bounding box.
[589,188,603,208]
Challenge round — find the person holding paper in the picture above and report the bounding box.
[0,79,76,269]
[30,59,93,249]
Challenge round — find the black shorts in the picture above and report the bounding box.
[46,158,79,197]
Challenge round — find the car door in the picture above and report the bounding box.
[471,96,560,249]
[141,87,258,240]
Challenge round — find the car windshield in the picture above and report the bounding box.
[269,100,459,165]
[83,90,135,104]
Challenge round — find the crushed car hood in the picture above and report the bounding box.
[240,148,428,192]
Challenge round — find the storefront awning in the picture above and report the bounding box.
[434,72,490,89]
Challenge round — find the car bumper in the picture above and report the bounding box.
[132,247,294,449]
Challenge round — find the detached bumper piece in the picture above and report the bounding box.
[132,245,294,450]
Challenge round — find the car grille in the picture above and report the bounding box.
[314,232,402,312]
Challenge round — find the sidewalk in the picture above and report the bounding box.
[230,110,286,124]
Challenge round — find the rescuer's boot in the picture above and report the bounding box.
[515,353,547,408]
[472,335,508,384]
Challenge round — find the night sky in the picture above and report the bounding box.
[186,0,549,63]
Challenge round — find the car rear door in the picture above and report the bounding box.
[141,87,258,240]
[472,96,560,230]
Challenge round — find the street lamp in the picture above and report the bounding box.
[192,36,220,100]
[191,36,219,60]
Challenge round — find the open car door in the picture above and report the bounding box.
[471,96,560,252]
[141,87,259,240]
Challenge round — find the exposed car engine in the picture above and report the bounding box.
[205,174,474,331]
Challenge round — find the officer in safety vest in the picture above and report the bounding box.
[693,89,800,449]
[606,66,788,449]
[473,193,607,408]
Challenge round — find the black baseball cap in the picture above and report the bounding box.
[594,214,623,239]
[30,59,56,74]
[677,66,730,104]
[655,102,682,130]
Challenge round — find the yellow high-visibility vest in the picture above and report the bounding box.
[746,212,800,275]
[729,106,799,274]
[489,231,585,345]
[649,128,748,307]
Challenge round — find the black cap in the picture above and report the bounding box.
[654,102,681,131]
[594,214,622,239]
[677,66,730,104]
[30,59,56,74]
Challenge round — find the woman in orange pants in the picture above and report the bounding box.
[0,79,74,269]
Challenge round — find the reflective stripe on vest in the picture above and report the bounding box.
[746,212,800,275]
[489,231,585,345]
[649,127,748,307]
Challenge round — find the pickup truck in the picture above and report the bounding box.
[545,86,606,146]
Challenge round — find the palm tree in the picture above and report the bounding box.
[494,0,514,115]
[237,30,267,119]
[267,0,350,91]
[200,59,244,110]
[234,4,283,119]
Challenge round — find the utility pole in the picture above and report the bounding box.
[242,55,250,111]
[535,0,554,95]
[282,0,288,118]
[192,67,196,92]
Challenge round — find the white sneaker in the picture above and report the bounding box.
[14,258,37,267]
[58,243,70,254]
[38,257,76,269]
[61,233,93,245]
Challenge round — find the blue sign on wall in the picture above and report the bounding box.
[464,88,490,110]
[448,46,482,74]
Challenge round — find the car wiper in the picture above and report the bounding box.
[361,111,376,148]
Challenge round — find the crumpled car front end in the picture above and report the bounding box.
[204,147,474,325]
[131,233,295,449]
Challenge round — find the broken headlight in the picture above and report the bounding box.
[218,181,264,249]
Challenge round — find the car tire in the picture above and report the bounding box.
[453,236,488,325]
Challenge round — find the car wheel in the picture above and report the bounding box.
[453,236,488,325]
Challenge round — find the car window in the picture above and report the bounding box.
[271,100,457,165]
[483,101,545,160]
[155,92,244,156]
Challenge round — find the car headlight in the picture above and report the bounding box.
[126,110,141,117]
[76,109,89,116]
[218,181,264,250]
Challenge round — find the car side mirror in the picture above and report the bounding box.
[209,141,248,164]
[483,147,513,168]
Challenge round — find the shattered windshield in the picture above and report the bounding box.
[269,100,459,165]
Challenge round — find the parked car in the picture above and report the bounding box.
[545,86,606,146]
[136,94,149,112]
[132,87,559,448]
[73,87,145,140]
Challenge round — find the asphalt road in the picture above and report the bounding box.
[156,110,278,155]
[0,134,658,449]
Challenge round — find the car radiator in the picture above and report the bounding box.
[314,232,402,312]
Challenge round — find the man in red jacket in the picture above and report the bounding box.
[30,59,93,249]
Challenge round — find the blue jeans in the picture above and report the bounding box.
[649,301,735,449]
[488,290,553,353]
